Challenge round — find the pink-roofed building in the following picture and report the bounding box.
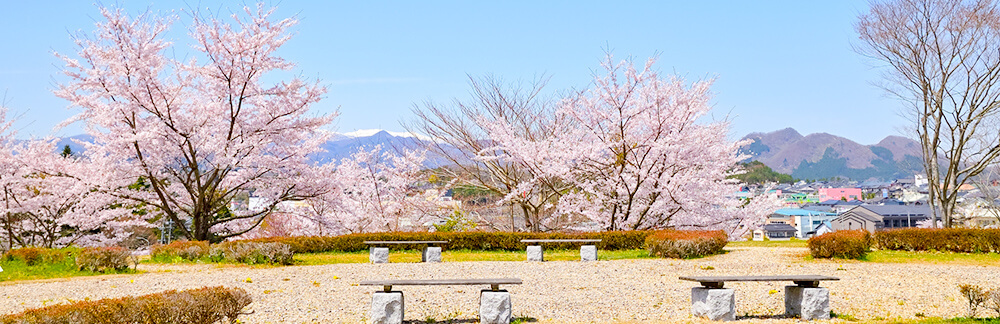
[818,188,862,201]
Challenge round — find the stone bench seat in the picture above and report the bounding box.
[359,278,522,324]
[678,275,840,321]
[363,240,449,263]
[518,239,601,262]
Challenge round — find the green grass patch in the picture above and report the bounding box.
[889,317,1000,323]
[729,239,808,248]
[861,250,1000,265]
[1,248,136,282]
[295,249,651,265]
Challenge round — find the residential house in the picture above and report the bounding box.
[770,208,838,238]
[817,199,864,213]
[832,205,934,232]
[763,223,797,240]
[808,222,833,237]
[818,188,862,201]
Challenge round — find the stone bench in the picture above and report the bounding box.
[519,239,601,261]
[363,240,449,263]
[359,278,522,324]
[679,275,840,321]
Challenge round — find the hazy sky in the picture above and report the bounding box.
[0,1,901,144]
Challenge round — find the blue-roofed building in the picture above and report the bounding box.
[769,208,838,238]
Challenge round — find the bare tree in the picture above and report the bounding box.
[856,0,1000,227]
[969,165,1000,226]
[406,76,569,231]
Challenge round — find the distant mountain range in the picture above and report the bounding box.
[52,130,459,168]
[51,127,924,181]
[740,128,923,181]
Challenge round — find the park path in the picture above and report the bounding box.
[1,246,996,323]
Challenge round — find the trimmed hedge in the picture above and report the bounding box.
[151,241,210,262]
[808,230,872,259]
[874,228,1000,253]
[208,241,294,265]
[75,246,135,272]
[644,230,728,259]
[3,247,67,266]
[245,231,651,253]
[0,286,251,324]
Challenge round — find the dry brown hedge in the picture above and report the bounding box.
[150,241,211,261]
[874,228,1000,253]
[3,248,67,266]
[0,286,252,324]
[74,246,135,272]
[644,230,728,259]
[245,230,650,253]
[808,230,872,259]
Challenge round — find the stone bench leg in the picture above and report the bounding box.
[422,246,442,262]
[691,287,735,321]
[480,289,512,324]
[784,286,830,320]
[370,291,403,324]
[369,247,389,264]
[526,245,543,262]
[580,245,597,261]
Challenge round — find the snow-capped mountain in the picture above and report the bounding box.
[52,129,459,168]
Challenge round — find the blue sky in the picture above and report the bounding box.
[0,1,899,144]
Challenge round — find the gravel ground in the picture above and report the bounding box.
[1,246,998,323]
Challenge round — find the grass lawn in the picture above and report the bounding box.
[861,250,1000,265]
[0,257,135,282]
[295,248,652,265]
[893,317,1000,323]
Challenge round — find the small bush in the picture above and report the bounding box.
[988,289,1000,317]
[644,230,728,259]
[0,286,251,324]
[875,228,1000,253]
[75,246,135,272]
[209,241,293,265]
[151,240,210,262]
[960,284,989,318]
[3,247,66,266]
[808,230,872,259]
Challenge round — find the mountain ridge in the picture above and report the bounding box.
[741,128,923,181]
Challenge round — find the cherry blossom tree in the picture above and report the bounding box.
[1,139,146,248]
[234,146,430,238]
[482,56,769,233]
[55,4,336,242]
[307,146,429,234]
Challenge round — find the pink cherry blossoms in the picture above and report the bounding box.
[479,56,778,235]
[54,5,336,242]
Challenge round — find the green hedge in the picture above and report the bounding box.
[1,286,251,324]
[874,228,1000,253]
[244,231,651,253]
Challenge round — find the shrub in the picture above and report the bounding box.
[150,241,210,262]
[644,230,728,259]
[808,230,871,259]
[209,241,294,265]
[75,246,135,272]
[960,284,989,318]
[875,228,1000,253]
[0,286,251,324]
[247,230,652,253]
[988,289,1000,317]
[3,247,66,266]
